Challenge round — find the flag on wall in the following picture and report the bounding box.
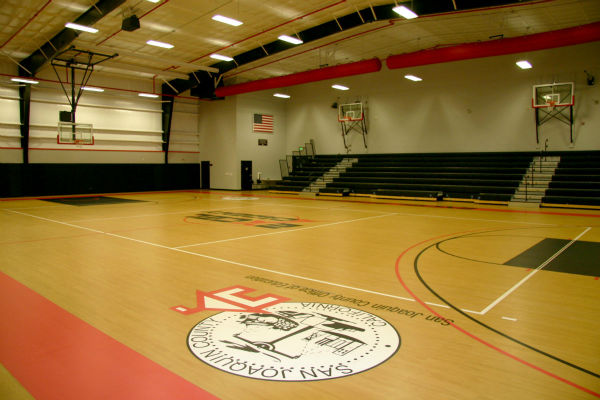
[253,113,274,133]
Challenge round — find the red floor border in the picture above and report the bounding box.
[0,272,218,400]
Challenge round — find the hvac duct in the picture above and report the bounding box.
[215,58,382,97]
[386,22,600,70]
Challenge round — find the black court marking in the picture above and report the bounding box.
[43,196,146,207]
[504,238,600,277]
[413,228,600,379]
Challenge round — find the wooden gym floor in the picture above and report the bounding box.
[1,190,599,399]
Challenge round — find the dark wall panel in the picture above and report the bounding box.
[1,164,200,197]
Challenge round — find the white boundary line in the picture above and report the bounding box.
[175,213,396,248]
[9,208,492,314]
[479,227,591,315]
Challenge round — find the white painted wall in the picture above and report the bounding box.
[285,42,600,155]
[0,62,201,164]
[236,93,287,182]
[198,97,238,189]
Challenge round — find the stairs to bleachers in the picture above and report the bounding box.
[511,156,560,204]
[303,158,358,194]
[273,155,344,193]
[541,152,600,209]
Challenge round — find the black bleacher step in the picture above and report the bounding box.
[545,188,600,198]
[372,189,443,200]
[542,196,600,207]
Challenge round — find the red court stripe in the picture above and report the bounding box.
[394,235,600,398]
[0,272,218,400]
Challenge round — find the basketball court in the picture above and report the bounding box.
[1,190,598,399]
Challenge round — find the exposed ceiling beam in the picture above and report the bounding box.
[19,0,126,76]
[82,44,219,73]
[95,61,190,80]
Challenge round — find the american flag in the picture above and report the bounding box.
[253,113,274,133]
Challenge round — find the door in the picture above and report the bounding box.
[201,161,210,189]
[241,160,252,190]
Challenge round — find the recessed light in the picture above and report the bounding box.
[404,74,422,82]
[81,86,104,92]
[212,15,243,26]
[516,60,532,69]
[393,5,418,19]
[278,35,303,45]
[139,93,159,98]
[332,84,349,91]
[11,78,39,84]
[273,93,290,98]
[146,40,174,49]
[210,54,234,62]
[65,22,98,33]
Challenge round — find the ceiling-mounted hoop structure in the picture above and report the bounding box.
[50,46,118,123]
[338,102,367,152]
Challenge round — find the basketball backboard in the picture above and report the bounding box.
[532,82,574,108]
[57,122,94,145]
[338,103,364,121]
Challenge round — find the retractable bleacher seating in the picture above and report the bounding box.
[273,155,343,193]
[326,153,532,203]
[542,151,600,208]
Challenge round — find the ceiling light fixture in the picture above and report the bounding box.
[11,77,39,84]
[404,74,422,82]
[210,54,234,62]
[278,35,303,45]
[146,0,160,3]
[146,40,174,49]
[81,86,104,92]
[139,93,159,98]
[516,60,532,69]
[65,22,99,33]
[212,15,243,26]
[273,93,291,98]
[392,5,418,19]
[332,84,349,91]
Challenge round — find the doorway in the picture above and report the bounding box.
[241,161,252,190]
[201,161,210,189]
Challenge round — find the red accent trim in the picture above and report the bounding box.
[0,272,218,400]
[394,234,600,398]
[0,0,52,49]
[215,58,382,97]
[386,22,600,70]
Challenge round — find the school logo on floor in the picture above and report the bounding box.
[187,302,401,381]
[184,211,315,229]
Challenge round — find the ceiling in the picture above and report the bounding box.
[1,0,599,97]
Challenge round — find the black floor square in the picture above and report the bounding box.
[504,238,600,277]
[43,196,146,207]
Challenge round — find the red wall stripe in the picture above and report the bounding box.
[0,272,218,400]
[215,58,382,97]
[386,22,600,69]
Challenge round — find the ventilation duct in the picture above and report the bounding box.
[215,58,382,97]
[386,22,600,70]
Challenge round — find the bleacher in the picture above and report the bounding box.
[541,151,600,208]
[272,151,600,209]
[273,155,344,192]
[326,153,532,203]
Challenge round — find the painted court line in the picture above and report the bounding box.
[175,213,397,248]
[479,226,592,315]
[7,209,490,314]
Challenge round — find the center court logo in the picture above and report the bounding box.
[187,302,401,381]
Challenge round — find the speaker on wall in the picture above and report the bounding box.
[122,15,140,32]
[59,111,73,122]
